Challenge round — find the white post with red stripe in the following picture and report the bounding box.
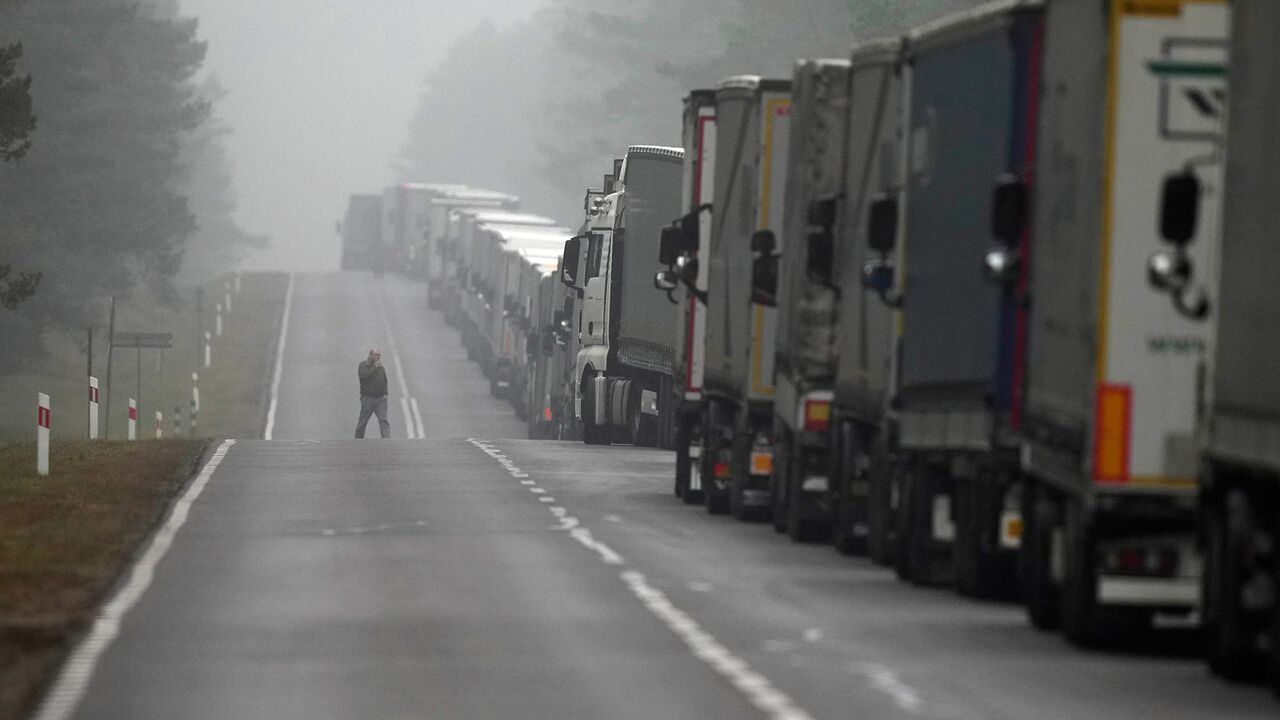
[155,410,163,439]
[127,398,137,441]
[88,376,100,440]
[37,393,50,476]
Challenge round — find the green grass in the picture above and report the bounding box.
[0,272,287,444]
[0,439,208,720]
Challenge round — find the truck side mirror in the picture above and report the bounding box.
[808,196,838,229]
[807,230,834,283]
[561,236,582,288]
[991,175,1026,245]
[654,270,678,292]
[1160,171,1200,245]
[751,229,777,257]
[752,254,779,307]
[659,225,684,266]
[867,194,898,254]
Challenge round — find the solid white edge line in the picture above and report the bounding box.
[32,439,237,720]
[410,397,426,439]
[263,272,295,440]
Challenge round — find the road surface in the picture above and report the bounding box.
[50,273,1276,719]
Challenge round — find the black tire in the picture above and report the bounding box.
[786,448,825,543]
[831,423,866,556]
[1204,490,1263,680]
[868,433,895,566]
[630,388,658,448]
[896,461,953,586]
[953,476,1016,600]
[772,432,791,534]
[674,415,690,500]
[730,432,759,522]
[1022,482,1061,630]
[1061,499,1104,648]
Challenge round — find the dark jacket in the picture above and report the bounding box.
[358,360,388,397]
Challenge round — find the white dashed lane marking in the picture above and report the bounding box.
[464,438,815,720]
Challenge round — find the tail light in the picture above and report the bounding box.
[1103,546,1179,578]
[803,398,831,433]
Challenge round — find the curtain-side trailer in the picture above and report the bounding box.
[773,59,851,545]
[654,90,717,505]
[1194,0,1279,688]
[700,77,792,520]
[424,192,521,306]
[1019,0,1228,646]
[870,0,1046,592]
[829,38,905,568]
[340,194,383,272]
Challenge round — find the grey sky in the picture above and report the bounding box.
[179,0,546,272]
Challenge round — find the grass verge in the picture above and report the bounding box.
[0,439,209,720]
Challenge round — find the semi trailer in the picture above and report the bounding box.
[825,38,906,568]
[867,0,1046,592]
[1187,0,1279,687]
[560,145,684,447]
[772,59,851,545]
[1018,0,1228,646]
[699,77,792,519]
[655,89,717,505]
[423,191,522,305]
[340,194,384,272]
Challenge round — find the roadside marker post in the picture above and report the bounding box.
[191,372,200,436]
[155,411,163,439]
[174,405,182,437]
[215,303,223,338]
[204,332,211,368]
[224,281,232,315]
[88,377,99,440]
[37,393,50,476]
[127,399,137,441]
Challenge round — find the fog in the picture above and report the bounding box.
[179,0,547,273]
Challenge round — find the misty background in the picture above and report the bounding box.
[0,0,978,369]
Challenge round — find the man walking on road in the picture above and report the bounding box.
[355,348,391,439]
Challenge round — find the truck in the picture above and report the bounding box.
[523,262,564,437]
[654,89,717,505]
[693,77,792,520]
[858,0,1047,593]
[1018,0,1228,645]
[771,59,851,545]
[340,194,383,271]
[422,190,521,305]
[447,210,558,360]
[380,183,470,275]
[479,226,571,398]
[1183,0,1278,687]
[559,145,685,447]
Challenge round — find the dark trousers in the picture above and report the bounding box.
[355,395,391,439]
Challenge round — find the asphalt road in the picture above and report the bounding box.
[53,273,1277,719]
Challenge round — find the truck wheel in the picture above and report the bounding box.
[1204,490,1262,680]
[896,462,952,586]
[674,415,690,500]
[772,431,791,533]
[953,477,1014,599]
[730,432,759,522]
[832,423,866,556]
[1022,482,1061,630]
[630,389,658,448]
[1061,499,1104,648]
[786,449,825,543]
[868,434,895,566]
[953,479,979,597]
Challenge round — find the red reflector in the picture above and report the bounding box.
[803,399,831,433]
[544,407,552,421]
[713,462,731,479]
